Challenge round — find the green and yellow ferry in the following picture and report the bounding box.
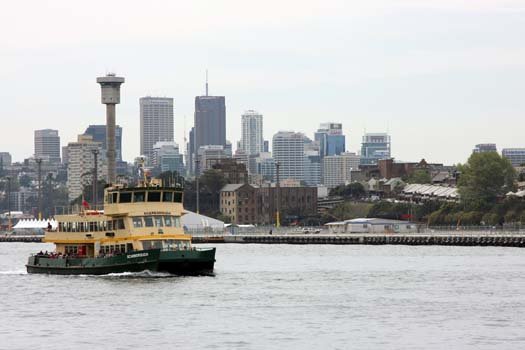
[26,178,216,275]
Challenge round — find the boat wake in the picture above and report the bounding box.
[0,270,27,275]
[99,270,175,279]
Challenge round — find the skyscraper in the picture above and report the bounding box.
[140,97,174,163]
[240,110,264,156]
[272,131,305,182]
[360,133,391,165]
[314,123,345,158]
[34,129,61,163]
[152,141,185,175]
[84,125,123,161]
[194,95,226,150]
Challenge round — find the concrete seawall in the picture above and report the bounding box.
[3,233,525,247]
[192,233,525,247]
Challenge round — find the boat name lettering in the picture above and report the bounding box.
[127,253,148,259]
[144,211,170,215]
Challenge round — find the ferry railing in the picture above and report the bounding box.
[54,205,105,216]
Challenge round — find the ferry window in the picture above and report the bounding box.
[173,216,181,228]
[155,216,163,227]
[107,221,113,230]
[89,222,96,232]
[132,217,144,228]
[117,219,125,230]
[173,192,183,203]
[164,216,173,227]
[144,216,154,227]
[112,193,118,203]
[148,191,161,202]
[162,191,173,202]
[120,192,132,203]
[134,191,145,202]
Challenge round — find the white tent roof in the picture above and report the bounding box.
[181,211,224,230]
[13,219,58,230]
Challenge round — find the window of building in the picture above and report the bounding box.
[173,192,183,203]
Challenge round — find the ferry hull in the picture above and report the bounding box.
[158,248,216,275]
[26,249,160,276]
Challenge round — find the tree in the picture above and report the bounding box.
[329,182,366,199]
[408,169,431,184]
[458,152,516,210]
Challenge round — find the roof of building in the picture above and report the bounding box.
[402,184,458,198]
[221,184,248,192]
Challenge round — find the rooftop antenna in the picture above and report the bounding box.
[205,69,209,96]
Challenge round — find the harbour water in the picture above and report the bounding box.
[1,243,525,349]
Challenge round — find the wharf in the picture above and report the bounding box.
[192,233,525,247]
[0,235,43,243]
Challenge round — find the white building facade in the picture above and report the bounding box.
[140,97,174,164]
[240,110,264,156]
[272,131,305,182]
[34,129,61,163]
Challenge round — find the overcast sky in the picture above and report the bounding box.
[1,0,524,164]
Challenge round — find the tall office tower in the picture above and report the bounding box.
[502,148,525,167]
[66,134,106,201]
[360,133,391,165]
[263,140,269,153]
[187,127,195,175]
[34,129,61,163]
[240,110,264,156]
[140,97,174,164]
[194,93,226,150]
[84,125,123,161]
[0,152,12,166]
[272,131,306,182]
[323,152,360,188]
[314,123,345,158]
[473,143,497,154]
[97,73,124,184]
[152,141,185,174]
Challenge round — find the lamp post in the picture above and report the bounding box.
[35,158,42,220]
[92,150,99,208]
[275,161,281,228]
[195,157,200,214]
[6,176,11,231]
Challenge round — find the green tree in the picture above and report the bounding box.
[458,152,516,210]
[408,170,431,184]
[329,182,366,199]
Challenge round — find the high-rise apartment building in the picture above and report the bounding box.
[240,110,264,156]
[140,97,174,163]
[34,129,61,163]
[502,148,525,167]
[272,131,305,182]
[66,134,106,201]
[323,152,360,188]
[360,133,391,165]
[314,123,345,158]
[84,125,123,161]
[473,143,497,153]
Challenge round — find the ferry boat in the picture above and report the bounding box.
[26,178,216,275]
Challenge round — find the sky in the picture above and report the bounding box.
[1,0,524,165]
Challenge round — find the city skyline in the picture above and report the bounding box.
[1,1,525,165]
